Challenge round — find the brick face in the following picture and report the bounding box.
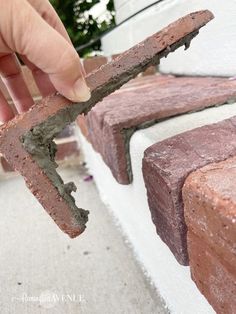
[0,66,40,100]
[0,157,13,172]
[183,157,236,313]
[83,56,107,74]
[0,140,80,174]
[86,76,236,184]
[77,115,89,140]
[142,65,157,76]
[56,141,79,161]
[142,116,236,265]
[0,123,79,174]
[187,231,236,314]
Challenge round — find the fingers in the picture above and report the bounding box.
[0,89,14,123]
[27,0,72,44]
[0,54,34,113]
[24,0,87,95]
[18,0,72,97]
[9,0,90,102]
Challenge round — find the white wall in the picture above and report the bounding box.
[102,0,236,77]
[114,0,156,24]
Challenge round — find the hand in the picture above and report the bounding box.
[0,0,91,122]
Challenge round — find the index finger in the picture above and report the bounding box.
[6,0,89,102]
[27,0,72,44]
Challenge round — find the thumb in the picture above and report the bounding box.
[9,0,90,102]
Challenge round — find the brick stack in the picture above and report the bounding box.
[142,116,236,265]
[183,158,236,313]
[77,56,158,141]
[77,71,236,312]
[82,76,236,184]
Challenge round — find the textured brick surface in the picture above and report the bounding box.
[77,114,89,140]
[183,158,236,313]
[0,79,10,100]
[0,66,40,100]
[77,75,163,140]
[83,56,107,74]
[142,116,236,265]
[0,140,80,173]
[87,76,236,184]
[0,10,213,237]
[187,232,236,314]
[111,56,159,77]
[56,141,79,161]
[1,156,13,172]
[142,65,157,76]
[0,95,89,238]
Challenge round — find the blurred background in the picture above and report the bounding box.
[50,0,115,56]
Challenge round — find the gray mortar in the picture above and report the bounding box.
[122,98,236,184]
[21,30,202,228]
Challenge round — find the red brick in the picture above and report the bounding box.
[188,232,236,314]
[87,76,236,184]
[183,158,236,313]
[113,53,157,76]
[0,95,90,238]
[77,114,89,140]
[83,56,107,74]
[0,10,214,237]
[77,74,166,140]
[0,139,79,172]
[56,141,79,161]
[22,66,41,98]
[0,66,40,100]
[142,65,157,76]
[0,79,10,100]
[142,117,236,265]
[1,156,14,172]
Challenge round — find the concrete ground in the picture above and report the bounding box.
[0,165,168,314]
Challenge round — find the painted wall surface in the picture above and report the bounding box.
[102,0,236,76]
[114,0,156,23]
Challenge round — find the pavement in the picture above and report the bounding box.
[0,165,168,314]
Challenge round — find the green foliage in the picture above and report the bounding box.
[50,0,115,56]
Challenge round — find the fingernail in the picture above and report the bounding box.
[71,78,91,102]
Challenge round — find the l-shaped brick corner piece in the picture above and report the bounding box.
[0,11,214,237]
